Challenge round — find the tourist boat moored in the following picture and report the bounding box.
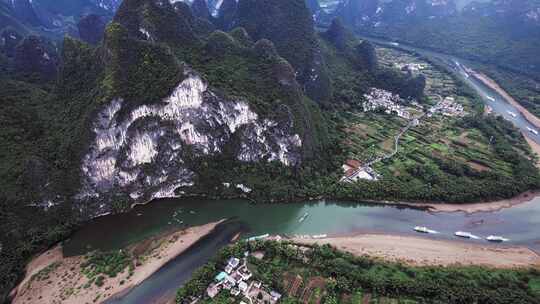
[413,226,438,234]
[454,231,480,239]
[486,235,509,242]
[414,226,429,233]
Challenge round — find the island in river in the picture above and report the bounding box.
[10,221,224,304]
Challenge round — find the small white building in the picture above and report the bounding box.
[270,291,282,302]
[238,281,249,292]
[227,257,240,268]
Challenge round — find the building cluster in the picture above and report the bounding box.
[363,88,412,120]
[206,254,282,304]
[340,159,378,183]
[396,62,426,75]
[429,96,466,117]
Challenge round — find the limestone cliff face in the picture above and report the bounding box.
[78,71,302,211]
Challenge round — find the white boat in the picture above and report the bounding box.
[486,235,509,242]
[413,226,439,234]
[312,234,327,239]
[414,226,429,233]
[507,111,517,118]
[299,212,309,223]
[527,127,539,135]
[247,234,270,241]
[454,231,481,239]
[390,42,399,46]
[486,95,495,102]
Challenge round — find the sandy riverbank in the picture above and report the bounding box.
[471,71,540,130]
[525,134,540,168]
[294,234,540,269]
[11,220,224,304]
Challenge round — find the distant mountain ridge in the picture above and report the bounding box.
[317,0,540,79]
[0,0,119,41]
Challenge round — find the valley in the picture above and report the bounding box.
[2,0,540,304]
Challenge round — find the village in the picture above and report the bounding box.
[203,252,283,304]
[343,46,470,183]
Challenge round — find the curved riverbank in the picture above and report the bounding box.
[386,190,540,214]
[293,234,540,269]
[470,71,540,130]
[11,220,224,304]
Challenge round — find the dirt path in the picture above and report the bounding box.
[11,220,224,304]
[294,234,540,269]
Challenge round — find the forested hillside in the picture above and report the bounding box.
[1,1,540,303]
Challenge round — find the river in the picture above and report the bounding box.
[65,40,540,303]
[64,197,540,304]
[360,35,540,145]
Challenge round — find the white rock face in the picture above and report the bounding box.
[78,72,302,210]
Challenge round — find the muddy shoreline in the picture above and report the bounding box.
[383,190,540,214]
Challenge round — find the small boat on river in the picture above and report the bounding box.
[414,226,438,234]
[299,212,309,223]
[507,111,517,118]
[247,234,270,241]
[486,95,495,102]
[486,235,509,242]
[454,231,480,239]
[527,127,539,135]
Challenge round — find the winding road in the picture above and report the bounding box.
[366,112,426,168]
